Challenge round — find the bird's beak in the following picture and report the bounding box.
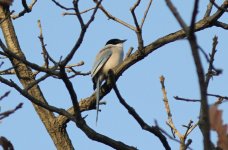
[121,39,127,43]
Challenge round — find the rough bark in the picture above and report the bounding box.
[0,5,74,150]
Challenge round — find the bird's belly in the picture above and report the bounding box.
[102,53,123,74]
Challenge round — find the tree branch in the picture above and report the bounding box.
[11,0,37,19]
[109,71,171,150]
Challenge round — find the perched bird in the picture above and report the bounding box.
[91,38,126,124]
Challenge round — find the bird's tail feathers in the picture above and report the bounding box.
[96,77,100,125]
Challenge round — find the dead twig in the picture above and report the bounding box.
[11,0,37,19]
[51,0,74,10]
[62,7,96,16]
[173,96,200,102]
[125,47,134,58]
[0,103,23,120]
[0,91,10,101]
[140,0,153,28]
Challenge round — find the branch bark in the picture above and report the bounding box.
[0,5,74,150]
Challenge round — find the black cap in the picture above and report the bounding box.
[105,39,127,45]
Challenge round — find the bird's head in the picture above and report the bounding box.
[105,39,127,46]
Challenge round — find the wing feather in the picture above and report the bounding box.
[91,50,112,78]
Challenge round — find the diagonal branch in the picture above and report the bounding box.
[11,0,37,19]
[51,0,74,10]
[0,103,23,120]
[109,71,171,150]
[93,0,136,31]
[214,21,228,29]
[140,0,153,28]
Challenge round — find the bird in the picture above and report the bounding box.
[91,38,126,124]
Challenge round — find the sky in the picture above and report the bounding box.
[0,0,227,150]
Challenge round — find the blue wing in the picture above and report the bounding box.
[91,50,112,78]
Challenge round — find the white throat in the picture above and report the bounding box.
[106,43,123,48]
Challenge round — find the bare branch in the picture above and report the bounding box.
[0,66,16,75]
[214,21,228,29]
[173,96,200,102]
[38,20,49,68]
[189,0,200,34]
[130,0,144,50]
[109,71,171,150]
[125,47,134,59]
[0,103,23,120]
[93,0,136,31]
[130,0,141,30]
[0,91,10,101]
[160,76,182,139]
[207,93,228,101]
[209,0,228,12]
[165,0,188,32]
[140,0,153,28]
[0,75,76,121]
[0,136,14,150]
[204,0,214,18]
[65,61,84,68]
[62,7,96,16]
[11,0,37,19]
[205,36,218,88]
[51,0,74,10]
[0,39,59,76]
[73,0,85,27]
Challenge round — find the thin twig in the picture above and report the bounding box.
[38,20,49,68]
[140,0,153,28]
[125,47,134,58]
[160,76,182,139]
[0,66,16,75]
[0,39,59,76]
[62,7,96,16]
[130,0,144,50]
[173,96,200,102]
[93,0,136,31]
[189,0,200,35]
[209,0,228,12]
[65,61,84,68]
[0,91,10,101]
[24,73,51,91]
[205,36,218,88]
[130,0,141,30]
[0,103,23,120]
[51,0,74,10]
[204,0,214,18]
[207,93,228,101]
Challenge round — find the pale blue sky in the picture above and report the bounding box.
[0,0,227,150]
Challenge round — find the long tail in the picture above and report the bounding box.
[96,77,100,125]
